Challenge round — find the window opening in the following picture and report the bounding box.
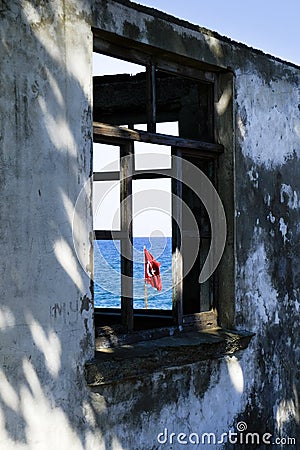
[93,45,222,333]
[93,52,143,77]
[133,123,175,170]
[93,52,147,127]
[94,240,121,308]
[156,121,179,136]
[132,178,172,311]
[93,143,120,172]
[93,180,120,231]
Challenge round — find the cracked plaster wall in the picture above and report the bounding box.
[233,64,300,445]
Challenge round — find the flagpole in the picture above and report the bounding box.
[144,246,148,309]
[144,282,148,310]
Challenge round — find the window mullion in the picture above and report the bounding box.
[146,63,156,133]
[172,148,183,327]
[120,143,134,331]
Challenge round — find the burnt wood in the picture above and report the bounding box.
[93,122,223,154]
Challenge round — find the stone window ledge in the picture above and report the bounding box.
[85,328,254,386]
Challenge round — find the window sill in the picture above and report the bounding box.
[85,328,254,387]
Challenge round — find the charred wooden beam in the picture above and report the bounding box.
[93,122,223,155]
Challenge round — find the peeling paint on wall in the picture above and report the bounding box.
[280,183,300,209]
[236,71,300,169]
[237,243,279,330]
[279,217,288,244]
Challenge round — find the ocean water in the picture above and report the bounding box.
[94,237,172,309]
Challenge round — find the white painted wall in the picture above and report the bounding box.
[0,1,95,448]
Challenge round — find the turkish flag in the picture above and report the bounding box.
[144,248,162,291]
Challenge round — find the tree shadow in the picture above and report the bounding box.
[0,2,103,448]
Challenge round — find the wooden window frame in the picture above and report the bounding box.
[93,123,223,332]
[93,37,226,335]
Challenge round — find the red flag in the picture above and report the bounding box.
[144,247,162,291]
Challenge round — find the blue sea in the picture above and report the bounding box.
[94,237,172,309]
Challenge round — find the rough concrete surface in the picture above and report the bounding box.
[0,1,299,449]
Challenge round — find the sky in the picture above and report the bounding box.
[135,0,300,66]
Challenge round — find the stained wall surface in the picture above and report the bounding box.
[0,1,299,449]
[0,1,96,449]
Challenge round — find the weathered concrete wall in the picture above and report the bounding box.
[1,0,300,449]
[0,1,96,449]
[90,2,300,449]
[234,64,300,444]
[89,357,248,449]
